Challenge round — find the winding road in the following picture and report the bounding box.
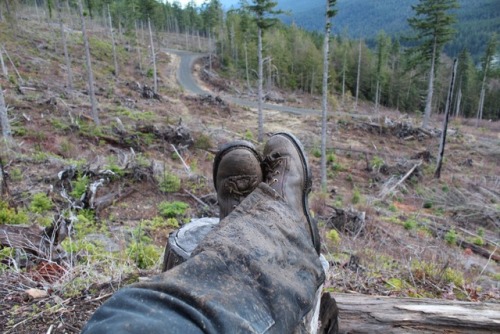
[166,48,324,117]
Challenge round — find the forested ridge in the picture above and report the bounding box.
[227,0,500,61]
[3,0,499,120]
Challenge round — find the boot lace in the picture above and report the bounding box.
[263,154,283,186]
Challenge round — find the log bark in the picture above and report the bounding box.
[331,293,500,333]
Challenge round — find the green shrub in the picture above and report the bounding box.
[326,230,341,244]
[127,226,161,269]
[351,188,361,204]
[0,247,15,272]
[443,267,465,287]
[195,134,212,150]
[423,201,433,209]
[403,218,417,230]
[331,162,345,172]
[106,156,125,178]
[244,130,254,141]
[371,156,385,170]
[159,173,181,193]
[385,277,404,291]
[127,241,161,269]
[158,201,190,218]
[30,193,53,214]
[10,168,22,182]
[312,148,321,158]
[144,217,180,230]
[444,229,457,245]
[326,152,336,164]
[472,237,484,246]
[166,218,180,229]
[0,201,29,225]
[70,174,89,199]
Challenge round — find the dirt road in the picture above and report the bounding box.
[166,48,322,116]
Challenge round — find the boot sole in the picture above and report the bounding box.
[273,132,320,254]
[213,140,262,191]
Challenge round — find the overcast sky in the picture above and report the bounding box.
[168,0,238,8]
[169,0,207,7]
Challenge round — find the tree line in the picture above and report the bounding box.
[2,0,499,123]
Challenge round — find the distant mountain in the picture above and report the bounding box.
[220,0,500,60]
[278,0,499,58]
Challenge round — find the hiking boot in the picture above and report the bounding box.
[263,133,321,254]
[213,140,263,220]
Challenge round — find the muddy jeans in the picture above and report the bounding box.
[82,183,325,333]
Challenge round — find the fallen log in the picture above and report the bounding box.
[425,223,499,262]
[331,293,500,333]
[0,221,68,262]
[458,240,500,262]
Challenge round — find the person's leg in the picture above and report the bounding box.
[82,134,324,334]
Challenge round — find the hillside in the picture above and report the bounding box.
[224,0,500,59]
[0,5,499,333]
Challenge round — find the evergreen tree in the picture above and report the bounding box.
[407,0,459,128]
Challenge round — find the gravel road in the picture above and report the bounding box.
[165,48,357,117]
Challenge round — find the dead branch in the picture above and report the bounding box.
[379,161,422,199]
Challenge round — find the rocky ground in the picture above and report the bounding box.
[0,10,499,333]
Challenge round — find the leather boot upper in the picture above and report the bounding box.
[213,141,263,220]
[263,133,320,254]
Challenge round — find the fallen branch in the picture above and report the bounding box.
[171,144,191,175]
[183,189,208,208]
[1,44,23,84]
[379,161,422,199]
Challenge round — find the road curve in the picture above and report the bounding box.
[165,48,329,117]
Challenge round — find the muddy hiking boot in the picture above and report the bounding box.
[213,140,263,220]
[263,132,321,254]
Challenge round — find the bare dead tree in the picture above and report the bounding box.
[57,0,73,89]
[320,0,337,191]
[0,46,7,77]
[148,18,158,93]
[107,4,118,78]
[135,21,143,74]
[355,39,362,111]
[435,59,458,179]
[0,84,12,144]
[77,0,99,124]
